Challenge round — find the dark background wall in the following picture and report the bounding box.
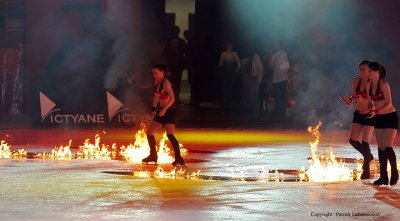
[1,0,399,128]
[194,0,400,126]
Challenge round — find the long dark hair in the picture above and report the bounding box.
[359,60,370,67]
[152,64,167,73]
[368,62,386,79]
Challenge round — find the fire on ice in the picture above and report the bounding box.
[0,140,27,158]
[303,122,355,182]
[1,127,187,164]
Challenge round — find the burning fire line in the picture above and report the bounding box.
[1,140,27,159]
[75,134,116,160]
[133,166,200,179]
[28,127,185,163]
[302,121,355,182]
[34,140,73,160]
[119,128,187,163]
[7,124,400,182]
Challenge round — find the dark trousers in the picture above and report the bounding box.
[272,80,288,117]
[0,74,14,116]
[221,71,235,109]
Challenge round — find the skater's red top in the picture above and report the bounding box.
[355,79,367,98]
[370,80,384,102]
[155,79,170,99]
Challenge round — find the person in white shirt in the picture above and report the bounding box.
[269,42,289,118]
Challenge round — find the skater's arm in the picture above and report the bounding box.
[161,80,175,110]
[342,77,359,104]
[371,80,392,115]
[152,94,159,113]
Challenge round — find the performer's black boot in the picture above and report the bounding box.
[167,134,185,166]
[172,156,185,166]
[349,139,363,155]
[361,141,373,180]
[385,147,398,186]
[142,135,158,163]
[373,149,389,186]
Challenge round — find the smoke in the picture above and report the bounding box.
[229,0,400,128]
[28,0,109,114]
[103,1,138,90]
[102,0,147,114]
[28,0,145,115]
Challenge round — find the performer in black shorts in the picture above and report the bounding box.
[363,62,398,186]
[341,60,374,179]
[142,64,185,166]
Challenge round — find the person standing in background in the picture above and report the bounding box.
[242,47,264,115]
[269,42,289,118]
[218,43,241,111]
[165,26,187,102]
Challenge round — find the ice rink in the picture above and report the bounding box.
[1,128,399,221]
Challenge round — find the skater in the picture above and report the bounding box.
[363,62,398,186]
[341,60,375,180]
[142,64,185,166]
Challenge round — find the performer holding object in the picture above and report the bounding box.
[341,60,374,180]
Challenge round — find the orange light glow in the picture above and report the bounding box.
[0,140,12,158]
[305,122,354,182]
[76,134,112,160]
[120,128,187,164]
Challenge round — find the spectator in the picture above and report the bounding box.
[218,42,241,111]
[269,42,289,118]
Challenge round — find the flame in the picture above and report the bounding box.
[256,169,283,182]
[29,127,188,163]
[2,133,197,180]
[52,140,73,160]
[2,116,189,163]
[35,133,116,160]
[308,121,322,161]
[34,140,73,160]
[120,128,187,164]
[4,124,189,167]
[120,128,152,162]
[299,166,306,182]
[0,140,12,158]
[12,149,27,158]
[355,156,363,180]
[133,166,194,179]
[154,166,188,178]
[0,140,27,159]
[157,133,176,163]
[134,170,151,177]
[77,134,112,160]
[305,122,354,182]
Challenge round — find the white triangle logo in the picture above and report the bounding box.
[39,92,56,118]
[107,92,124,119]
